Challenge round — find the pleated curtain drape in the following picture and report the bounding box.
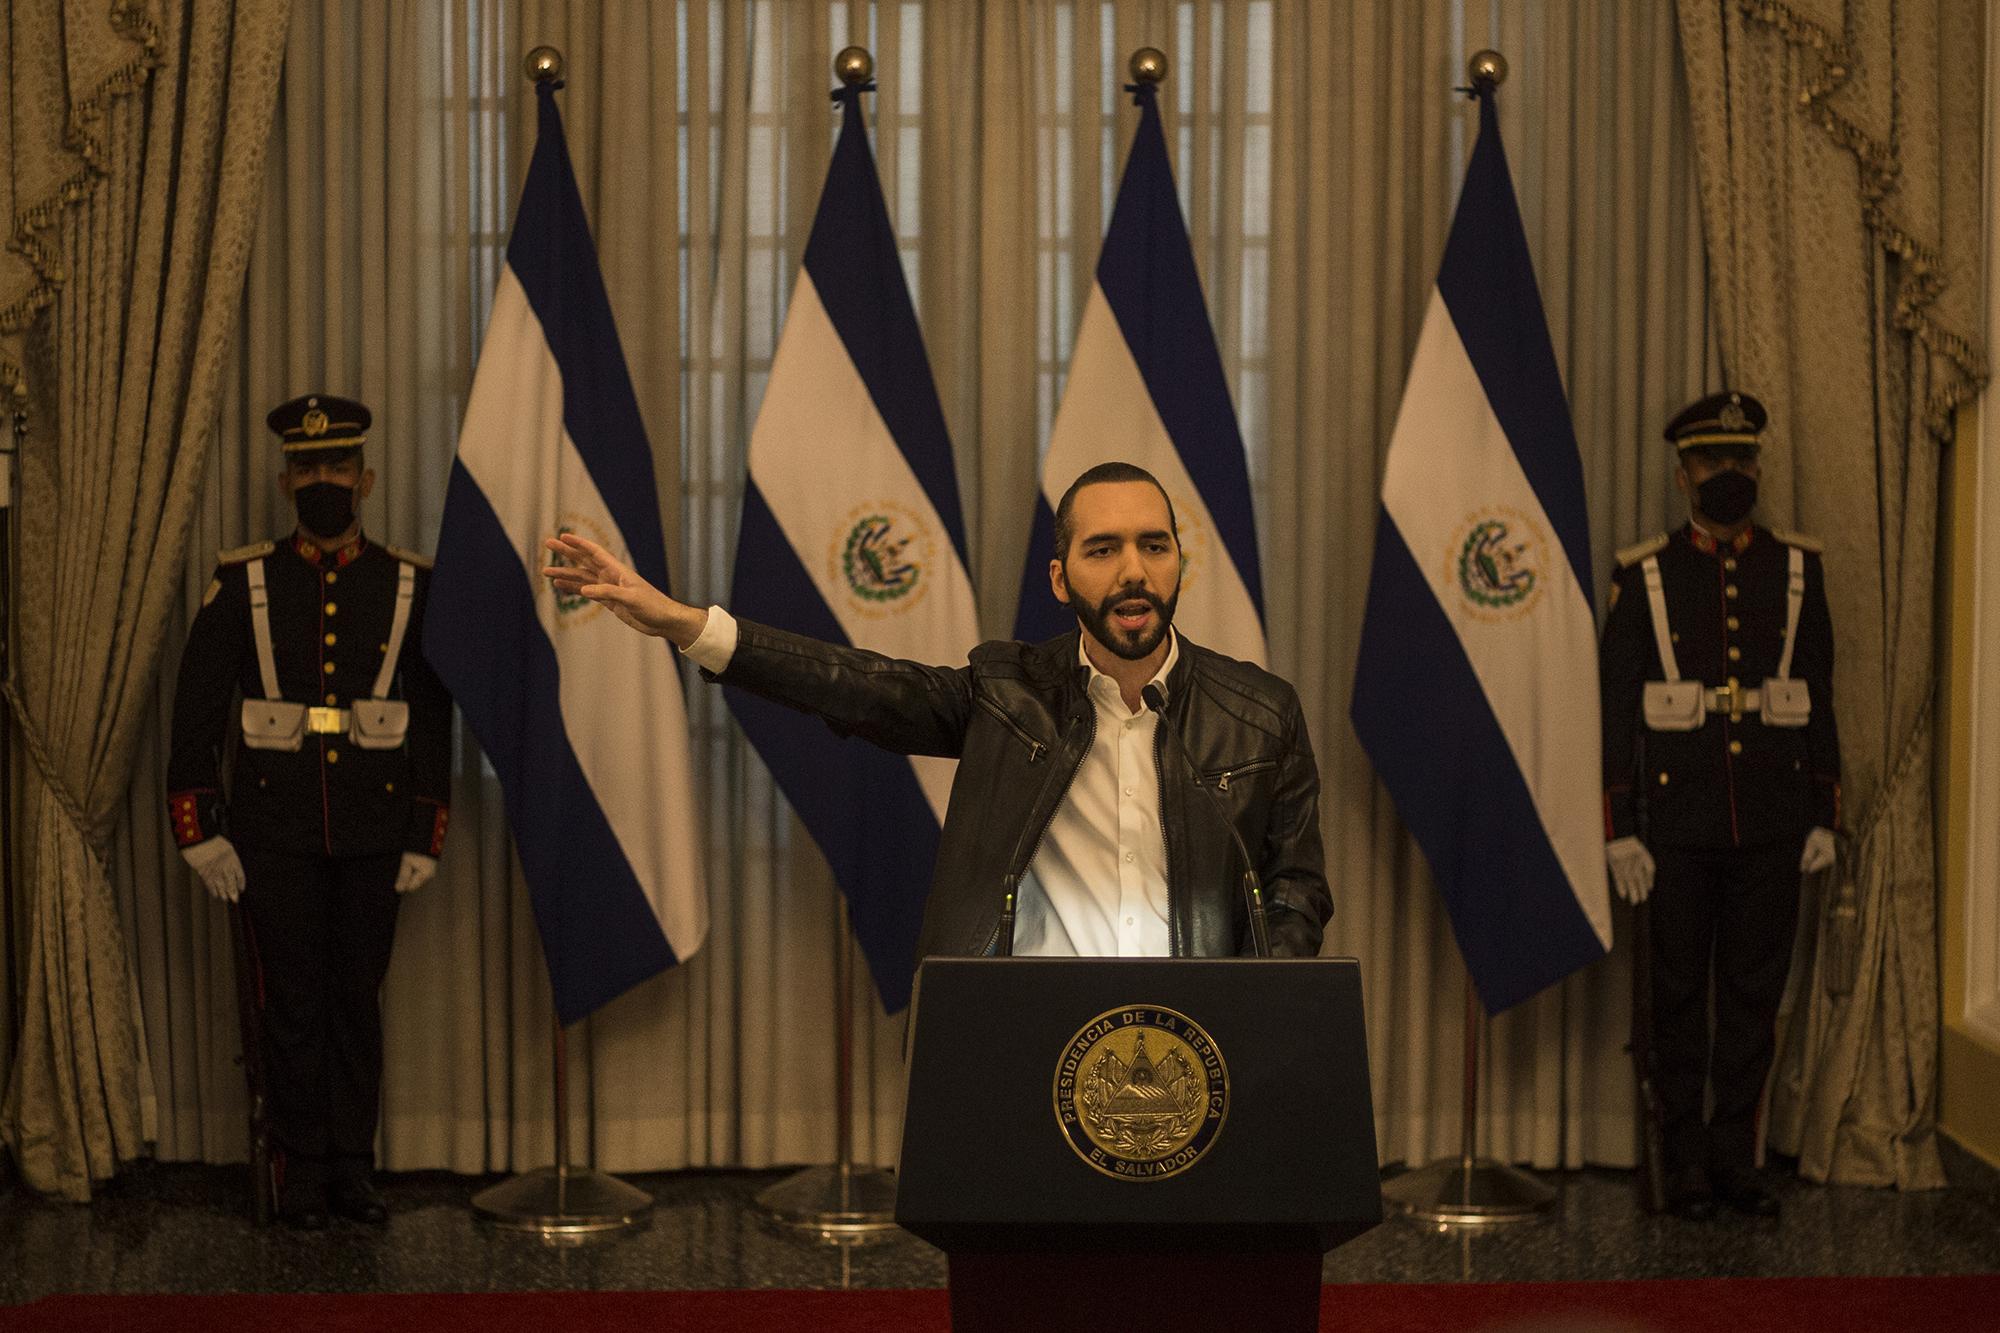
[0,0,290,1201]
[103,0,1717,1187]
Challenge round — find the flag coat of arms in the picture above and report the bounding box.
[1350,88,1611,1013]
[725,82,980,1013]
[1014,77,1265,663]
[426,81,706,1026]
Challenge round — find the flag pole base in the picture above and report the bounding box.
[754,1163,901,1243]
[472,1165,653,1241]
[1381,1157,1556,1227]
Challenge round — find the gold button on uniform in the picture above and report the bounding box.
[325,693,337,705]
[1728,646,1741,661]
[324,633,337,646]
[1727,616,1739,630]
[325,601,337,615]
[385,782,395,793]
[1729,740,1743,755]
[1657,772,1670,785]
[1724,584,1739,599]
[326,748,340,763]
[323,661,336,674]
[1724,558,1737,572]
[325,571,337,585]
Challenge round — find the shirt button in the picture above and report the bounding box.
[323,661,336,674]
[1124,786,1135,797]
[326,748,340,763]
[1124,852,1135,863]
[1125,916,1135,926]
[1729,740,1743,755]
[1727,646,1741,661]
[324,601,337,615]
[324,633,337,646]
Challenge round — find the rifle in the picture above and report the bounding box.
[1627,743,1669,1214]
[228,902,276,1224]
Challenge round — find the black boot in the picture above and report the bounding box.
[327,1161,388,1224]
[1665,1163,1716,1221]
[278,1157,330,1231]
[1712,1168,1780,1219]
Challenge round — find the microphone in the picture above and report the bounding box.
[989,711,1083,956]
[1143,683,1272,958]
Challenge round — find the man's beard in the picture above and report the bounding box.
[1071,578,1179,661]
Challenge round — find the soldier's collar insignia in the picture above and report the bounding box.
[1686,524,1718,555]
[292,532,368,565]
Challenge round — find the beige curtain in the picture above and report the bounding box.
[120,0,1715,1180]
[0,0,289,1200]
[1674,0,1985,1188]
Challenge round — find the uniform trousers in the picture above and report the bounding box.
[1648,836,1804,1179]
[237,846,402,1174]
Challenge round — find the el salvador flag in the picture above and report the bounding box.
[426,80,706,1026]
[1015,77,1265,663]
[1350,86,1611,1014]
[725,80,979,1013]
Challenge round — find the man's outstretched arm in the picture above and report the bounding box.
[543,532,973,757]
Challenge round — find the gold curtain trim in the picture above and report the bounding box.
[0,2,165,396]
[1740,0,1986,436]
[1,679,108,872]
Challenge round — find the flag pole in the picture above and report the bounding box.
[752,880,900,1241]
[464,44,656,1242]
[744,48,902,1245]
[1376,49,1562,1232]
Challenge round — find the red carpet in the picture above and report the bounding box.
[7,1276,1998,1331]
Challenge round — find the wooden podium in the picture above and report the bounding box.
[895,957,1381,1332]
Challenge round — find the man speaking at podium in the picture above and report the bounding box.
[545,462,1330,964]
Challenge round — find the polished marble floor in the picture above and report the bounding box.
[2,1139,1996,1300]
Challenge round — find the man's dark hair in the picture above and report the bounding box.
[1052,461,1178,561]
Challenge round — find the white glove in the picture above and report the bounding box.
[1606,836,1656,905]
[1799,827,1837,875]
[395,853,438,894]
[181,836,245,903]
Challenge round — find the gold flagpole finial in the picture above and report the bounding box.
[835,46,874,86]
[524,46,564,85]
[1129,47,1168,85]
[1466,49,1508,90]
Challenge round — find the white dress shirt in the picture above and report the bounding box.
[681,607,1177,956]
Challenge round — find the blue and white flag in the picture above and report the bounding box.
[1350,88,1610,1014]
[426,82,706,1026]
[726,82,980,1013]
[1015,79,1265,661]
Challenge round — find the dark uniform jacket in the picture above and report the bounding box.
[168,532,453,859]
[712,619,1332,962]
[1599,523,1840,851]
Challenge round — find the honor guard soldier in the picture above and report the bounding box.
[1599,390,1841,1222]
[167,394,452,1229]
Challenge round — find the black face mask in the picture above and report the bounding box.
[294,481,358,539]
[1695,470,1757,526]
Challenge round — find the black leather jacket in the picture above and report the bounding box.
[712,618,1332,963]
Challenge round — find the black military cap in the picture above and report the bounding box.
[1663,390,1766,452]
[268,393,370,454]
